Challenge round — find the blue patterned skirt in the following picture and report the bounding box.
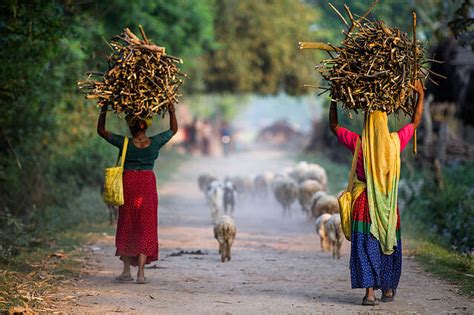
[350,190,402,290]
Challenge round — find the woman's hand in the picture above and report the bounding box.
[329,100,340,135]
[97,104,111,139]
[411,80,424,129]
[412,80,424,96]
[168,103,176,114]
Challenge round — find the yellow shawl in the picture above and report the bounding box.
[362,111,401,255]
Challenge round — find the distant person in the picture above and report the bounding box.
[220,121,232,157]
[201,120,212,155]
[329,80,424,305]
[187,117,198,153]
[97,103,178,284]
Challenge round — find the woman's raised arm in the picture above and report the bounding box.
[411,80,424,129]
[97,105,111,140]
[168,103,178,135]
[329,100,340,135]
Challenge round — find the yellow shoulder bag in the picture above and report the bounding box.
[102,137,129,206]
[338,137,361,241]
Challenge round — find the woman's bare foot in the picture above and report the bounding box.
[381,289,396,302]
[384,289,394,297]
[362,287,376,305]
[137,253,147,282]
[115,271,133,282]
[115,256,133,281]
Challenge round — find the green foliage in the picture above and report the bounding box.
[404,162,474,253]
[204,0,320,95]
[93,0,216,92]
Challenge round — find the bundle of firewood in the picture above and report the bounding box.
[78,26,186,119]
[299,3,441,115]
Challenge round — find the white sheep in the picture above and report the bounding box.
[288,161,308,183]
[325,213,344,259]
[198,174,217,192]
[272,176,299,216]
[315,213,332,252]
[302,163,328,189]
[309,191,327,217]
[298,179,325,215]
[311,193,339,218]
[289,162,328,189]
[206,180,224,220]
[213,215,237,262]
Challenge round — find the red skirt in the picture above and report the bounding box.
[116,170,158,266]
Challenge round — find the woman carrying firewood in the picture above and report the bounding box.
[97,103,178,284]
[329,80,424,305]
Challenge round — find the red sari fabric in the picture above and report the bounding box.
[116,170,158,266]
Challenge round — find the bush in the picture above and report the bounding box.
[404,162,474,253]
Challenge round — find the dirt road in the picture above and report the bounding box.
[57,149,473,314]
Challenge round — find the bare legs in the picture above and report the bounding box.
[121,256,131,278]
[137,254,147,281]
[365,287,375,301]
[116,254,148,283]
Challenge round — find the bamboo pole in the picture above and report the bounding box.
[412,11,418,154]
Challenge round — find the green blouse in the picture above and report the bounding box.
[106,129,174,170]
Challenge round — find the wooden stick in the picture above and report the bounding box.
[328,3,349,28]
[124,28,141,44]
[412,11,418,154]
[359,0,380,21]
[138,25,149,44]
[298,42,339,52]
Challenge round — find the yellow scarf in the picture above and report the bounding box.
[362,111,400,255]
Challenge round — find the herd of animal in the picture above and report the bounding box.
[198,161,345,262]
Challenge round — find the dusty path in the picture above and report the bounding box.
[57,149,473,314]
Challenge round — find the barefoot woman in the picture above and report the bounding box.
[330,81,424,304]
[97,104,178,284]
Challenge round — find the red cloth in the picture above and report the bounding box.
[336,123,414,181]
[116,170,158,266]
[353,190,401,229]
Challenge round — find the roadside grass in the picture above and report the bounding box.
[402,231,474,297]
[1,149,186,311]
[298,150,473,297]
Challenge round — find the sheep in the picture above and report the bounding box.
[325,213,344,259]
[311,193,339,218]
[223,180,237,215]
[231,176,254,198]
[213,215,237,262]
[289,162,328,189]
[254,172,275,199]
[198,174,217,192]
[315,213,332,252]
[272,176,299,216]
[288,161,308,183]
[309,191,327,216]
[206,180,224,220]
[298,179,325,215]
[302,163,328,189]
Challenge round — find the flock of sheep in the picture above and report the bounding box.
[198,161,345,262]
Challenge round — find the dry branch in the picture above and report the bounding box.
[78,27,186,119]
[299,3,438,116]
